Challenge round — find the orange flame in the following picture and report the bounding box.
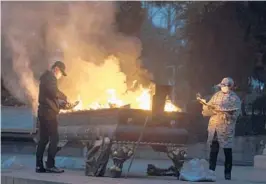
[60,89,181,113]
[59,56,182,113]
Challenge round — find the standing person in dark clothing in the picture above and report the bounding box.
[36,61,73,173]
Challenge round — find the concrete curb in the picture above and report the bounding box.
[2,176,63,184]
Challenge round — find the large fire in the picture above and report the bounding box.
[60,56,181,113]
[61,88,181,113]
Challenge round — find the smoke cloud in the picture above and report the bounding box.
[1,1,151,113]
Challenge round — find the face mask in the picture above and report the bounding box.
[221,86,230,93]
[54,68,62,79]
[56,71,62,79]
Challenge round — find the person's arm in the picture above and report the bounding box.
[228,110,240,121]
[201,93,217,117]
[202,105,216,117]
[46,77,67,101]
[57,90,67,101]
[226,97,242,121]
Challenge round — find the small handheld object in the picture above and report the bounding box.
[72,101,79,107]
[60,100,80,110]
[196,93,208,106]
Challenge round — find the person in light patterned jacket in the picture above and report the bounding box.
[202,77,241,180]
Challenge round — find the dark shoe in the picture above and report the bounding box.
[46,166,64,173]
[225,173,231,180]
[36,166,46,173]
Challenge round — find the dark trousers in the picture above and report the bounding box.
[209,140,232,174]
[36,115,59,168]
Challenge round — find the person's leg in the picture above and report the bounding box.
[36,116,49,172]
[209,140,220,171]
[46,117,63,173]
[209,131,220,171]
[223,148,232,180]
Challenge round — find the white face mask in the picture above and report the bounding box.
[56,71,62,80]
[221,86,230,93]
[53,67,63,80]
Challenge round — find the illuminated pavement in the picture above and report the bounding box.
[2,107,266,183]
[1,154,266,184]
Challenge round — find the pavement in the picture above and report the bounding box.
[1,153,266,184]
[1,106,266,183]
[1,106,265,166]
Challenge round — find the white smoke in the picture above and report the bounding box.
[1,1,150,113]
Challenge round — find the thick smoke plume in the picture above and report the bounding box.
[1,2,150,113]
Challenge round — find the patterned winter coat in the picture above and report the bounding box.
[202,91,241,148]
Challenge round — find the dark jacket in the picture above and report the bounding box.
[38,70,67,118]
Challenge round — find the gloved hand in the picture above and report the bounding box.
[58,99,67,107]
[202,104,209,111]
[59,100,80,110]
